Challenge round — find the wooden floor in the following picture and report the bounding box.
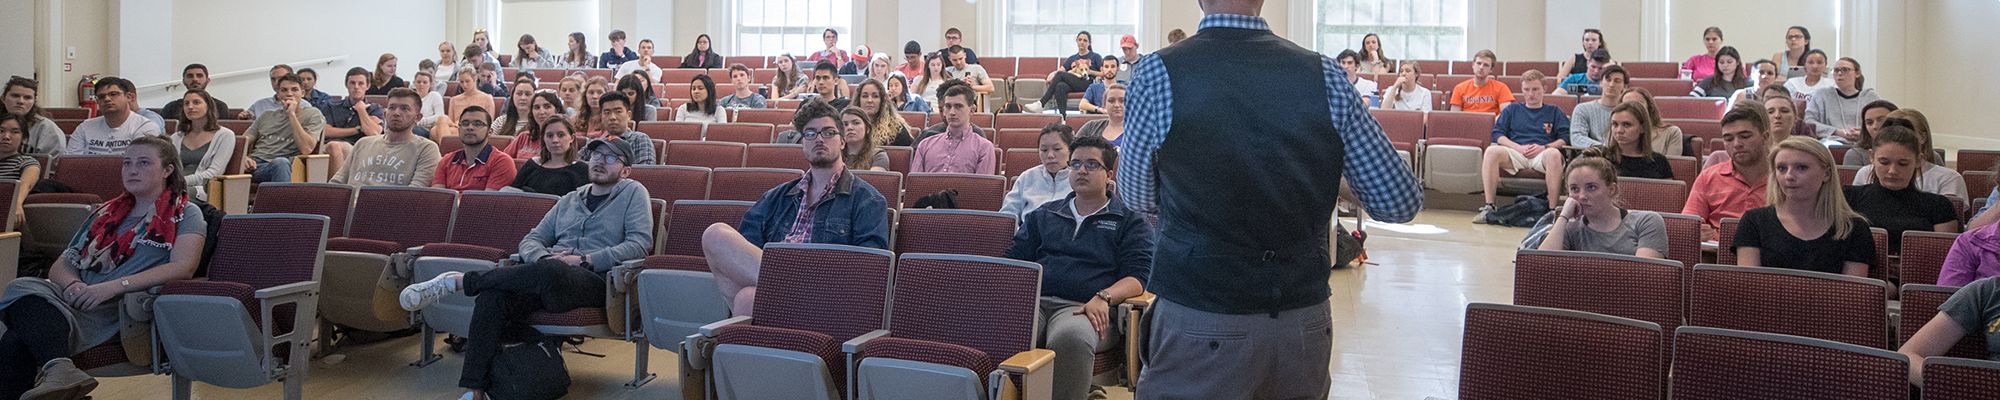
[87,209,1517,400]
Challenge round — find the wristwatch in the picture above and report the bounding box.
[1095,291,1115,304]
[120,279,131,290]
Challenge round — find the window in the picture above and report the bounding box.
[1315,0,1468,60]
[1000,0,1142,57]
[733,0,854,57]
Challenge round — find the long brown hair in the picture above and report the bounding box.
[372,53,398,88]
[1881,109,1935,164]
[565,32,591,66]
[839,106,880,170]
[1585,100,1656,165]
[857,79,905,146]
[538,117,580,164]
[129,136,189,196]
[174,89,223,134]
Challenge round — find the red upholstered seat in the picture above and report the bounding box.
[449,191,558,252]
[1901,231,1957,286]
[745,144,809,170]
[1422,111,1495,148]
[1922,357,2000,400]
[628,165,712,205]
[852,170,903,210]
[858,336,996,379]
[326,237,403,255]
[717,244,895,392]
[1459,303,1663,399]
[1512,250,1682,365]
[666,140,747,168]
[250,184,355,235]
[716,324,847,386]
[994,113,1062,130]
[658,200,753,260]
[1670,326,1907,399]
[709,168,800,202]
[635,121,705,143]
[1899,284,1989,359]
[50,155,125,202]
[706,123,776,144]
[893,209,1015,258]
[1617,178,1687,214]
[1689,264,1892,349]
[903,173,1005,211]
[344,187,457,249]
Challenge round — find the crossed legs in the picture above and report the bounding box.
[702,223,764,317]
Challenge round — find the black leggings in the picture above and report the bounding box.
[1039,72,1093,112]
[457,259,606,390]
[0,297,72,398]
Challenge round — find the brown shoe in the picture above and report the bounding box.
[20,358,96,400]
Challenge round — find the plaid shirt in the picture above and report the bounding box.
[1116,13,1423,223]
[782,166,845,243]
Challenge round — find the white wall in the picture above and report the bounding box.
[155,0,447,109]
[113,0,173,92]
[0,0,34,79]
[1912,1,2000,155]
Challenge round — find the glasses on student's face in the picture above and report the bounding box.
[798,128,841,141]
[1834,67,1855,74]
[1786,34,1805,40]
[1067,159,1106,171]
[585,151,622,165]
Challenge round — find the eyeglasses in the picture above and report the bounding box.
[1786,35,1806,40]
[1833,67,1855,73]
[798,128,841,140]
[584,151,623,164]
[1067,159,1106,171]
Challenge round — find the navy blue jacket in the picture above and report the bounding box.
[1005,194,1154,303]
[738,169,891,250]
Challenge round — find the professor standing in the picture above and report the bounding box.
[1118,0,1424,398]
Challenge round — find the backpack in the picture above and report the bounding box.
[189,198,226,278]
[1331,221,1366,269]
[911,189,959,209]
[1489,193,1551,228]
[487,336,571,400]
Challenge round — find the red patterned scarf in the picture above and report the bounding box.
[79,190,187,271]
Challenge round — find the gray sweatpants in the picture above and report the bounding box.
[1037,297,1122,400]
[1136,298,1333,400]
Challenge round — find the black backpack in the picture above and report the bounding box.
[1489,193,1551,228]
[487,336,571,400]
[190,198,225,278]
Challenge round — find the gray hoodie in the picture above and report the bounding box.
[517,178,654,274]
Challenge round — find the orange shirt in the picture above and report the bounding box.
[1682,161,1769,229]
[1450,79,1515,114]
[435,146,519,191]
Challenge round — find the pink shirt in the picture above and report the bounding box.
[1682,161,1768,229]
[1940,223,2000,286]
[911,130,997,174]
[1682,53,1717,82]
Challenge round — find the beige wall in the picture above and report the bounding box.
[56,0,110,108]
[1912,1,2000,155]
[1667,0,1835,67]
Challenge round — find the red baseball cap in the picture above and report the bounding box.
[1119,35,1138,49]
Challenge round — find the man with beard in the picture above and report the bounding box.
[702,98,890,316]
[399,137,653,400]
[329,87,439,187]
[433,102,517,191]
[161,64,230,121]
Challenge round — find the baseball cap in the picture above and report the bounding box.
[1119,35,1138,49]
[584,138,635,165]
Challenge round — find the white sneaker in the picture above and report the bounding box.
[400,271,463,311]
[1022,101,1044,113]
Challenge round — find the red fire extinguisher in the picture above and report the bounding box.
[77,74,100,118]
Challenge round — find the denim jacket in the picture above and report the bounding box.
[739,169,891,250]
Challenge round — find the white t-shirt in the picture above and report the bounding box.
[1351,77,1379,97]
[65,114,163,155]
[1384,85,1433,111]
[1852,163,1969,202]
[615,60,663,83]
[674,108,727,124]
[419,91,446,128]
[946,64,990,86]
[1785,76,1834,103]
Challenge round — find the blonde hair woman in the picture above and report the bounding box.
[1731,137,1875,277]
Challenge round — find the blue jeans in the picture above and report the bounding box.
[252,157,292,183]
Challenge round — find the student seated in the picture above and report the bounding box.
[1976,170,2000,231]
[854,79,913,147]
[1804,57,1880,147]
[1851,110,1967,202]
[1024,31,1105,114]
[1075,84,1128,145]
[703,99,891,316]
[1597,101,1673,179]
[674,75,726,124]
[1077,56,1121,114]
[1474,73,1567,223]
[1000,124,1076,219]
[1940,220,2000,286]
[0,137,206,399]
[837,106,890,171]
[911,85,997,174]
[0,113,41,228]
[1553,48,1609,96]
[5,77,67,154]
[1690,46,1749,98]
[435,101,519,192]
[1620,87,1684,157]
[1568,65,1630,148]
[67,77,163,155]
[1004,136,1153,400]
[1380,61,1432,112]
[718,64,769,110]
[1449,50,1514,114]
[1536,156,1668,259]
[1897,276,2000,385]
[508,117,589,196]
[1844,125,1961,252]
[593,92,658,165]
[1732,137,1874,277]
[1841,99,1898,166]
[1684,103,1772,240]
[243,73,327,184]
[399,137,654,400]
[329,88,440,188]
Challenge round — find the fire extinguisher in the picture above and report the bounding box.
[76,74,101,118]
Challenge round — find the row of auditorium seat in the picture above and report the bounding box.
[1461,300,1999,399]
